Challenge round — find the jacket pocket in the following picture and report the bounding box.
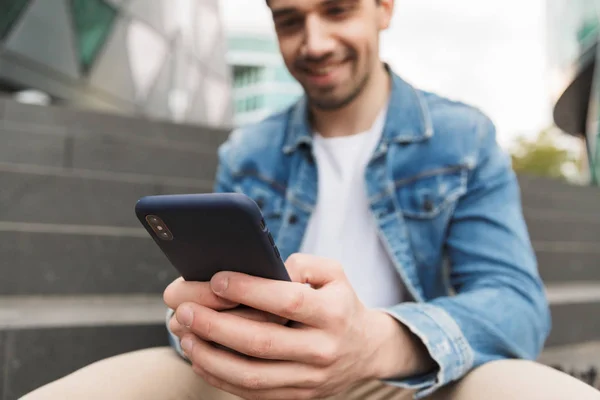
[395,166,468,220]
[394,166,468,268]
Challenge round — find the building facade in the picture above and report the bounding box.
[0,0,233,127]
[548,0,600,185]
[227,34,303,127]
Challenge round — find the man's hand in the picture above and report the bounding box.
[163,277,287,341]
[170,254,436,400]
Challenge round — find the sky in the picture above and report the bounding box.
[219,0,556,149]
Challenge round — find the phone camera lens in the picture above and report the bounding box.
[145,215,173,240]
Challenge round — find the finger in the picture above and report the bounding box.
[171,308,285,340]
[176,303,331,364]
[194,366,318,400]
[285,253,346,288]
[163,277,238,310]
[168,315,188,338]
[209,271,328,325]
[182,334,326,391]
[223,307,288,325]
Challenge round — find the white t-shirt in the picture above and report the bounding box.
[299,109,406,308]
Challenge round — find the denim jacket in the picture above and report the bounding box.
[167,66,551,398]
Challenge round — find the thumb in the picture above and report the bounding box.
[284,253,345,288]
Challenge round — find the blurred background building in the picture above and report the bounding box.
[227,33,302,126]
[0,0,233,127]
[547,0,600,185]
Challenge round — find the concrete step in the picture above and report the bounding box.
[0,97,231,147]
[539,341,600,389]
[0,324,169,400]
[0,295,166,330]
[0,295,169,399]
[0,229,177,295]
[0,125,220,180]
[521,193,599,215]
[0,163,212,227]
[535,242,600,283]
[546,302,600,347]
[545,284,600,348]
[517,174,600,196]
[517,173,600,212]
[525,216,600,243]
[2,224,599,296]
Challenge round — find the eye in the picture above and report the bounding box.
[327,6,348,16]
[276,17,303,32]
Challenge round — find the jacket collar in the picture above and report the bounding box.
[282,63,433,155]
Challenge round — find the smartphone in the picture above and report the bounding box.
[135,192,291,283]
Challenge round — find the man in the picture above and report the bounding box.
[22,0,600,399]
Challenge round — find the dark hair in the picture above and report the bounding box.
[266,0,382,5]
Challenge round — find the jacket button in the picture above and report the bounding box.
[288,214,298,225]
[423,198,434,212]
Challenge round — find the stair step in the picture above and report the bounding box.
[546,301,600,347]
[539,341,600,389]
[534,242,600,283]
[517,174,600,196]
[0,125,220,180]
[0,324,169,400]
[525,217,600,243]
[0,164,211,227]
[0,282,598,336]
[0,98,231,146]
[0,295,165,330]
[0,229,176,295]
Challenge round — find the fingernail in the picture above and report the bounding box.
[181,337,193,355]
[212,276,229,294]
[177,306,194,328]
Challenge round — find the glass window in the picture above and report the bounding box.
[70,0,118,74]
[227,36,279,54]
[0,0,30,40]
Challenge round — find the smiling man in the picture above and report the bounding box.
[21,0,600,399]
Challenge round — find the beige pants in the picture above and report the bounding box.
[21,347,600,400]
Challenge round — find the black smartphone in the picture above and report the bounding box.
[135,193,291,283]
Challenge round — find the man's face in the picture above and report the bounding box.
[269,0,392,110]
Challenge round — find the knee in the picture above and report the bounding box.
[433,359,600,400]
[466,358,577,385]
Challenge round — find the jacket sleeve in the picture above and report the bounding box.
[166,135,237,359]
[381,116,552,398]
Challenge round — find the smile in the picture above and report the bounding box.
[308,65,339,75]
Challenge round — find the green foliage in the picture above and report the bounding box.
[510,128,579,181]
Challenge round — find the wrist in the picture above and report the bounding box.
[364,310,436,380]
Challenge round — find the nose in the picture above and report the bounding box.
[301,15,335,60]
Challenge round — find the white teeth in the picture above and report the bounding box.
[313,66,335,75]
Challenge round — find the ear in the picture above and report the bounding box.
[377,0,394,30]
